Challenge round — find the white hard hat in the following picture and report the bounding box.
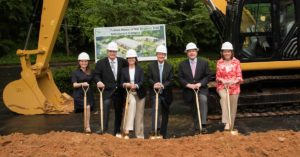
[78,52,90,60]
[185,42,199,52]
[126,49,137,58]
[107,41,118,51]
[221,41,233,50]
[156,45,167,54]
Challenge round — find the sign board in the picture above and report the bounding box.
[94,24,166,62]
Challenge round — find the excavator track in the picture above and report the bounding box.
[208,74,300,88]
[243,74,300,84]
[208,108,300,120]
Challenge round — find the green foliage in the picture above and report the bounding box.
[53,66,76,95]
[56,0,220,54]
[0,0,33,56]
[2,0,220,58]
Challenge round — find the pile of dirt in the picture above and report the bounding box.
[0,130,299,157]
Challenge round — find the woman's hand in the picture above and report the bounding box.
[81,82,89,87]
[130,83,137,90]
[123,83,131,88]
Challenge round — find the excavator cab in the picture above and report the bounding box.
[238,0,299,61]
[205,0,300,69]
[205,0,300,108]
[3,0,73,114]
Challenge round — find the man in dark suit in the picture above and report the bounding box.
[94,41,127,137]
[178,42,211,134]
[148,45,174,139]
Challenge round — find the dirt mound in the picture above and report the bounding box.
[0,130,299,157]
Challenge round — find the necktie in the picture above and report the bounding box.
[191,60,196,78]
[159,64,163,83]
[110,61,116,80]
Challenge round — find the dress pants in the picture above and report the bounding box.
[189,94,208,130]
[218,89,239,129]
[103,93,124,135]
[151,95,169,138]
[124,92,145,139]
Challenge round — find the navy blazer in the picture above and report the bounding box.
[120,65,146,99]
[178,58,211,102]
[93,57,128,99]
[148,61,174,105]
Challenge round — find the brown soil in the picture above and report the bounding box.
[0,131,299,157]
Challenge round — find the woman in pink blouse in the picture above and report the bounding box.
[216,42,243,131]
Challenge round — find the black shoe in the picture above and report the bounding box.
[201,128,208,134]
[74,109,83,113]
[194,129,201,135]
[96,130,104,134]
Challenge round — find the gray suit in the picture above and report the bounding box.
[178,58,211,130]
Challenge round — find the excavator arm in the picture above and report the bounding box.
[3,0,73,114]
[202,0,256,40]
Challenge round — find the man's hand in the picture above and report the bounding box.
[186,83,196,89]
[195,83,201,89]
[154,82,163,89]
[97,81,105,88]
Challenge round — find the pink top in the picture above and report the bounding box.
[216,57,243,95]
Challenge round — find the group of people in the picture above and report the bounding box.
[71,41,243,139]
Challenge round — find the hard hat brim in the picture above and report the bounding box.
[185,48,199,52]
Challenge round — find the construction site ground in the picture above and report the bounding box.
[0,65,299,157]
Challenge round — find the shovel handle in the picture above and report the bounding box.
[224,86,232,131]
[97,87,105,93]
[82,85,89,132]
[122,88,132,135]
[193,88,202,133]
[153,88,161,94]
[125,87,132,94]
[153,88,161,136]
[82,85,89,94]
[193,88,199,94]
[97,87,105,133]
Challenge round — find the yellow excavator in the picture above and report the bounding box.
[3,0,73,114]
[204,0,300,110]
[3,0,300,114]
[205,0,300,70]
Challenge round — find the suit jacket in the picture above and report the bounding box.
[148,61,174,105]
[93,57,128,99]
[120,65,146,99]
[178,58,211,102]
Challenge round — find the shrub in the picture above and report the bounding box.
[53,66,76,95]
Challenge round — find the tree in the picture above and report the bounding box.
[1,0,219,57]
[0,0,33,57]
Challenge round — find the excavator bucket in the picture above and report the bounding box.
[3,0,73,114]
[3,69,73,115]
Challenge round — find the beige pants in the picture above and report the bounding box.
[124,92,145,138]
[218,89,239,129]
